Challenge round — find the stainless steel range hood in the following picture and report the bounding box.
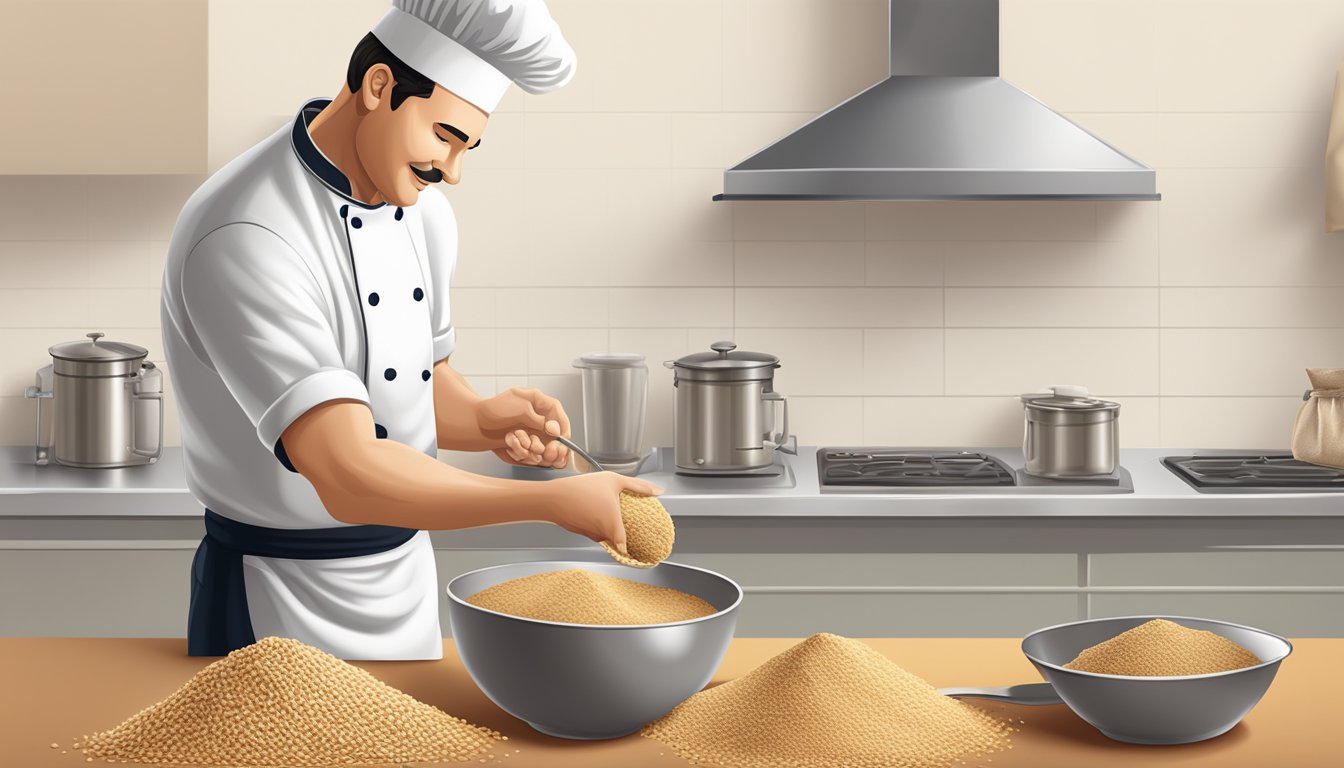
[715,0,1159,202]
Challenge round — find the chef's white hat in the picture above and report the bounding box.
[371,0,576,114]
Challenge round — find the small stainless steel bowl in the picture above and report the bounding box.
[1022,615,1292,744]
[446,560,742,740]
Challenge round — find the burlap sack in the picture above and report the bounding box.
[1328,61,1344,232]
[1292,368,1344,467]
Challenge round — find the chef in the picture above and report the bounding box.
[160,0,659,661]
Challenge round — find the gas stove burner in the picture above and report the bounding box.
[1163,454,1344,491]
[819,449,1017,487]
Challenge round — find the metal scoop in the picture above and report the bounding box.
[938,683,1062,705]
[554,435,604,472]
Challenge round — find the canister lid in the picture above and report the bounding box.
[49,332,148,363]
[1021,385,1120,413]
[572,352,646,370]
[672,341,779,371]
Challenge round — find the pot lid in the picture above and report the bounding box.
[572,352,646,370]
[1021,384,1119,412]
[671,341,779,371]
[49,332,148,363]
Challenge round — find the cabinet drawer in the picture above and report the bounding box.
[0,549,192,636]
[1092,593,1344,637]
[732,592,1077,638]
[1090,551,1344,587]
[674,552,1077,587]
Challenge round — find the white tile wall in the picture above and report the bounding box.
[3,0,1342,451]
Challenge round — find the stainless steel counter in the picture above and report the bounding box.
[5,446,1344,639]
[3,445,1344,518]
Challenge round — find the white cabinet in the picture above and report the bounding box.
[207,0,387,172]
[0,1,207,174]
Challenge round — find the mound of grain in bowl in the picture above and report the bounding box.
[642,632,1013,768]
[1062,618,1261,676]
[466,568,716,625]
[600,491,675,568]
[77,636,502,766]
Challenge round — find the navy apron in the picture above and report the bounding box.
[188,508,417,656]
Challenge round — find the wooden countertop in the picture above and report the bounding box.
[1,637,1339,768]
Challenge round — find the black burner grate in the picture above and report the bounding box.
[818,449,1017,487]
[1163,455,1344,489]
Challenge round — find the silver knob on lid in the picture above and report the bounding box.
[87,332,105,344]
[710,341,736,357]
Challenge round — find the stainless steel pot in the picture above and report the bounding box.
[1021,385,1119,479]
[23,331,163,468]
[665,341,789,473]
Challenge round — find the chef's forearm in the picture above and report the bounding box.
[313,438,557,529]
[286,400,557,530]
[431,360,495,450]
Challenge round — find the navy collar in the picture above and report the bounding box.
[290,98,387,210]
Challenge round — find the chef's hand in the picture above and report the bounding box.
[475,387,572,468]
[547,472,663,553]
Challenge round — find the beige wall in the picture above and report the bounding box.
[2,0,1343,451]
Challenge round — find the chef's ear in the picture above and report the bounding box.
[360,64,394,112]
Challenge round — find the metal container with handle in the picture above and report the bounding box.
[1021,384,1119,479]
[664,341,790,473]
[23,331,163,468]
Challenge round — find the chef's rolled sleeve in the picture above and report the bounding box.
[181,223,370,452]
[420,189,459,363]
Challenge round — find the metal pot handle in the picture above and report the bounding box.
[126,368,164,461]
[23,364,54,466]
[761,390,790,452]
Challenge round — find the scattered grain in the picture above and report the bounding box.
[466,568,716,625]
[600,491,675,568]
[1063,619,1261,676]
[643,633,1012,768]
[80,636,502,766]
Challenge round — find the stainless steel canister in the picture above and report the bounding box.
[23,332,163,467]
[664,341,789,473]
[1021,385,1120,479]
[571,352,648,472]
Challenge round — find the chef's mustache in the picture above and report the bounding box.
[411,164,442,184]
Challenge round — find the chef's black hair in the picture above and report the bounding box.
[346,33,436,110]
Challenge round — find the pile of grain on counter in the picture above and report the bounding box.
[642,633,1014,768]
[600,491,675,568]
[1063,618,1262,676]
[76,636,503,766]
[466,568,716,625]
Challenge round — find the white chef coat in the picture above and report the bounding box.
[161,98,458,660]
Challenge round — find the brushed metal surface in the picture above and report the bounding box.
[12,446,1344,518]
[446,560,741,739]
[1023,418,1119,479]
[575,362,646,464]
[1021,615,1292,744]
[45,364,162,469]
[718,2,1159,200]
[674,378,784,472]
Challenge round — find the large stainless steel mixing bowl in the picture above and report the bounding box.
[446,560,742,740]
[1022,615,1292,744]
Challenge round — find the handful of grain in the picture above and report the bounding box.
[642,632,1014,768]
[78,636,502,766]
[466,568,716,625]
[1063,618,1262,676]
[600,491,675,568]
